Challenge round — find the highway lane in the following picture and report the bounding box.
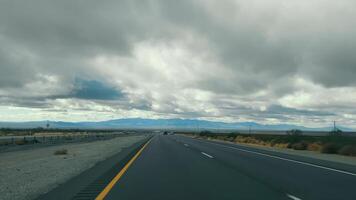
[37,134,356,200]
[174,135,356,200]
[100,135,356,200]
[103,135,295,200]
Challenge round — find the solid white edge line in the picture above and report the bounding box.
[287,194,302,200]
[201,152,214,158]
[201,140,356,177]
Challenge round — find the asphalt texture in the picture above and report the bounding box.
[106,135,356,200]
[41,135,356,200]
[36,138,150,200]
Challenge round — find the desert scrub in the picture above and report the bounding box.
[321,143,340,154]
[291,142,308,150]
[15,139,28,145]
[272,143,289,148]
[190,132,356,157]
[307,142,322,151]
[338,145,356,156]
[54,149,68,155]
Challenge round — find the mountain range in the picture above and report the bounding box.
[0,118,352,131]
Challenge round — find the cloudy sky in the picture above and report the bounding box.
[1,0,356,128]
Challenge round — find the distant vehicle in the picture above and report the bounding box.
[163,131,168,135]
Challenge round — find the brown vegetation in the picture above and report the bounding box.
[192,131,356,157]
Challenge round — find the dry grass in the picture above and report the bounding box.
[272,143,290,148]
[307,142,322,151]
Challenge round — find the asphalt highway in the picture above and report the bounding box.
[39,134,356,200]
[100,135,356,200]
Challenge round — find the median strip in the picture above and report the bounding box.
[95,139,151,200]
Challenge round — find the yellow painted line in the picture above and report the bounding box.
[95,139,152,200]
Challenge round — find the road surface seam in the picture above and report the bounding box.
[95,139,152,200]
[200,140,356,177]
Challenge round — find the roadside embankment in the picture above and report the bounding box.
[184,132,356,157]
[0,135,148,200]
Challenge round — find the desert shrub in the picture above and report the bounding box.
[227,133,237,139]
[338,145,356,156]
[307,142,322,151]
[54,149,68,155]
[15,139,28,145]
[321,143,340,154]
[199,130,212,137]
[273,143,289,148]
[291,142,308,150]
[210,134,217,139]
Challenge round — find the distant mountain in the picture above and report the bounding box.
[0,118,353,131]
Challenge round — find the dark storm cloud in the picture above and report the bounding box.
[0,34,41,88]
[1,0,355,91]
[0,96,50,109]
[70,79,123,100]
[265,105,334,117]
[153,0,356,90]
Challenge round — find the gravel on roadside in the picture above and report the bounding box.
[0,135,148,200]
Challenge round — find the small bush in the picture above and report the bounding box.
[54,149,68,155]
[210,134,217,139]
[291,142,308,150]
[307,143,322,151]
[199,130,212,137]
[338,145,356,156]
[15,139,27,145]
[321,143,340,154]
[286,143,292,149]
